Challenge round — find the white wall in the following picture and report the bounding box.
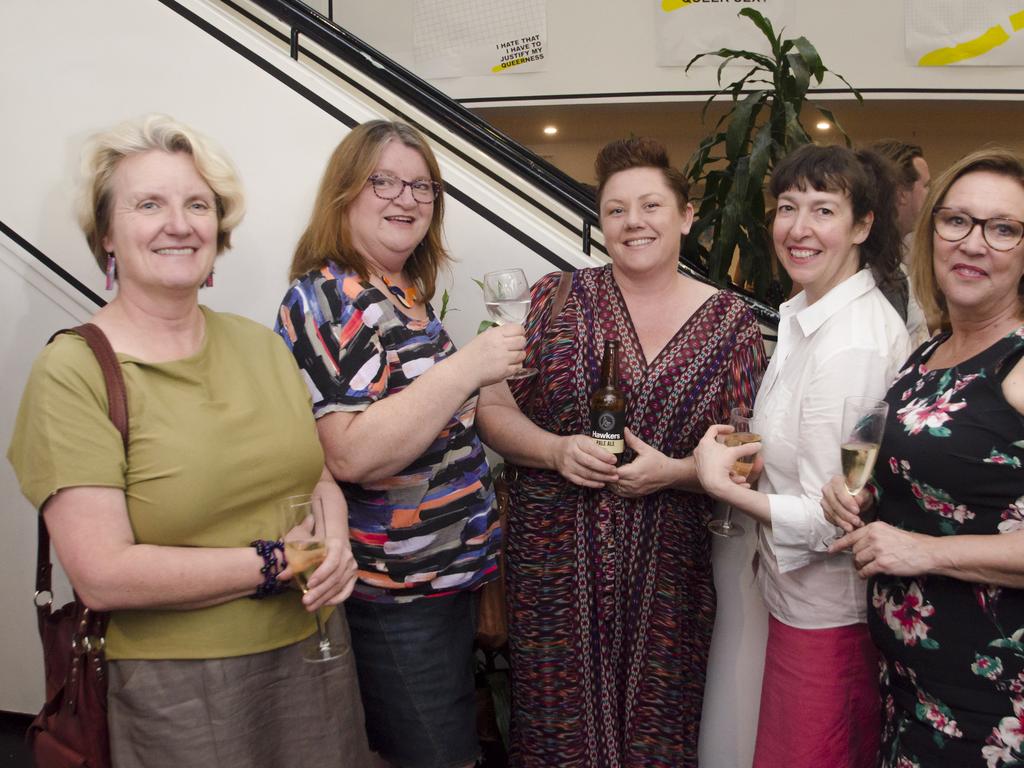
[334,0,1024,103]
[0,239,90,713]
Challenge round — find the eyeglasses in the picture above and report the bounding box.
[367,173,441,204]
[932,207,1024,252]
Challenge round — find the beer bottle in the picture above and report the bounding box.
[590,339,625,461]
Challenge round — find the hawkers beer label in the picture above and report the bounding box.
[591,410,625,455]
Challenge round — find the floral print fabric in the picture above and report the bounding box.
[871,327,1024,767]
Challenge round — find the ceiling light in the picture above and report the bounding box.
[543,125,558,136]
[815,120,831,131]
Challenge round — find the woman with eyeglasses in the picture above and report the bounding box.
[823,148,1024,768]
[275,120,525,768]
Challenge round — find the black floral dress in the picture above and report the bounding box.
[871,326,1024,768]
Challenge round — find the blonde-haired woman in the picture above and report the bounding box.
[276,119,524,768]
[825,148,1024,767]
[8,114,370,766]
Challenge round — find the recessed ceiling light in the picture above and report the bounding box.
[543,125,558,136]
[815,120,831,131]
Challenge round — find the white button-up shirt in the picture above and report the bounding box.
[752,269,911,629]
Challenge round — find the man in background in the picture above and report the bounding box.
[873,139,931,345]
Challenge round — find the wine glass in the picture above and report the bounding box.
[708,406,761,538]
[840,396,889,495]
[280,494,345,663]
[482,268,537,379]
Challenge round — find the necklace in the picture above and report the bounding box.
[379,274,418,309]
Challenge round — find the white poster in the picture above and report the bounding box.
[413,0,547,78]
[655,0,795,67]
[907,1,1024,66]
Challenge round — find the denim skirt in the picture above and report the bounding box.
[345,590,479,768]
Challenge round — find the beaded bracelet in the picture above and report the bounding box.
[250,538,287,599]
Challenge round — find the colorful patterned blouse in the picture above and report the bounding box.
[275,263,500,603]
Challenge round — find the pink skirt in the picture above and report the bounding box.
[753,615,880,768]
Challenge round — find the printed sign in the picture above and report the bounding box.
[907,1,1024,66]
[414,0,547,78]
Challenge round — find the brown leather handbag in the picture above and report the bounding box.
[28,323,127,768]
[476,466,512,650]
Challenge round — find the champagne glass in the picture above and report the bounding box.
[840,396,889,495]
[708,407,761,538]
[482,268,536,379]
[280,494,344,663]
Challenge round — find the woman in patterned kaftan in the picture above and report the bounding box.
[476,138,765,767]
[824,148,1024,767]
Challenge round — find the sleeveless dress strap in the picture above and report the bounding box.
[989,326,1024,381]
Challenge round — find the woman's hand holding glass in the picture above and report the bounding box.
[279,494,355,662]
[696,413,762,538]
[279,518,358,610]
[820,475,874,534]
[823,395,888,537]
[694,423,763,499]
[458,323,527,387]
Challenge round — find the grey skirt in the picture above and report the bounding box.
[107,611,371,767]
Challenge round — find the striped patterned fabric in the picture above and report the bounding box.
[506,265,765,767]
[276,262,500,603]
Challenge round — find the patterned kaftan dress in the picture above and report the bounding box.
[506,266,765,768]
[871,327,1024,768]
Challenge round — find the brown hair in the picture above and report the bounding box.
[79,114,245,273]
[769,143,903,295]
[909,147,1024,329]
[288,120,448,301]
[595,137,690,210]
[872,139,925,190]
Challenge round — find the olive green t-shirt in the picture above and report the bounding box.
[8,308,324,660]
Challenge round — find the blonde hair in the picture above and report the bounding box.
[909,147,1024,329]
[78,114,245,272]
[288,120,448,301]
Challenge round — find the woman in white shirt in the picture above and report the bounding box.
[695,144,911,768]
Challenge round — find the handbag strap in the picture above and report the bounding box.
[550,270,572,323]
[35,324,128,608]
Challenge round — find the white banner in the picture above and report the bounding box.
[906,1,1024,66]
[413,0,547,78]
[655,0,795,67]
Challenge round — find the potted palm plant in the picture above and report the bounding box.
[682,8,861,303]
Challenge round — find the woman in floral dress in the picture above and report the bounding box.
[825,148,1024,767]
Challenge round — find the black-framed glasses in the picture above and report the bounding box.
[367,173,441,204]
[933,207,1024,252]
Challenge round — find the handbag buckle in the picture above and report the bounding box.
[72,633,104,655]
[33,590,53,609]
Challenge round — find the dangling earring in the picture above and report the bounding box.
[105,254,116,291]
[204,270,214,288]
